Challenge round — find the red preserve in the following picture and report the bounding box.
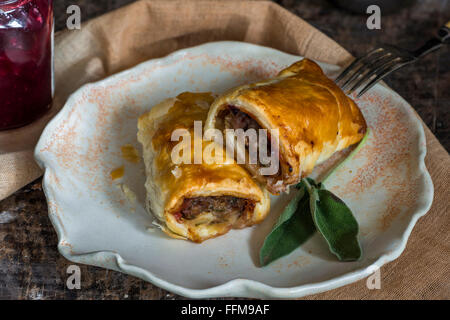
[0,0,53,130]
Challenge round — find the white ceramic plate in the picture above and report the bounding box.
[34,42,433,299]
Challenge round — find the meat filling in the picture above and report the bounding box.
[225,106,276,169]
[226,106,261,131]
[222,106,287,193]
[178,196,256,221]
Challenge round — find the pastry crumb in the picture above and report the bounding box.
[110,166,124,180]
[121,144,140,163]
[118,183,137,205]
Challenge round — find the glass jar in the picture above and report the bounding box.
[0,0,53,130]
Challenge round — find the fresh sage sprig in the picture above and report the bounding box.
[259,182,316,266]
[303,178,361,261]
[259,129,370,267]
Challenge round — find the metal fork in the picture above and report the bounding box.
[336,21,450,97]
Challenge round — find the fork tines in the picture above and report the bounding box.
[335,47,408,97]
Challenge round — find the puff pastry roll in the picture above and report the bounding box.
[205,59,367,194]
[137,92,270,243]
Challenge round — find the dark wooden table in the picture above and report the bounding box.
[0,0,448,300]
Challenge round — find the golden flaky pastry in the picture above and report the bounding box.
[137,92,270,243]
[205,59,367,194]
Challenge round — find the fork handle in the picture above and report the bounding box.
[439,21,450,43]
[413,20,450,57]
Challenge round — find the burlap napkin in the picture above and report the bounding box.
[0,0,448,299]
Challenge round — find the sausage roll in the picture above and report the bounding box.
[137,92,270,243]
[205,59,367,194]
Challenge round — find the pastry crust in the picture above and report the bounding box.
[205,59,367,194]
[137,92,270,243]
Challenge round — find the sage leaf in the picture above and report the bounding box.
[308,183,362,261]
[259,183,316,267]
[259,128,369,266]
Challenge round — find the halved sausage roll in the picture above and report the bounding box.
[137,92,270,243]
[205,59,367,194]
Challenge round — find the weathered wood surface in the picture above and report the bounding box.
[0,0,448,299]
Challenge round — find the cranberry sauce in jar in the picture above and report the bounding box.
[0,0,53,130]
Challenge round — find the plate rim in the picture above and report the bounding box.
[34,41,434,299]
